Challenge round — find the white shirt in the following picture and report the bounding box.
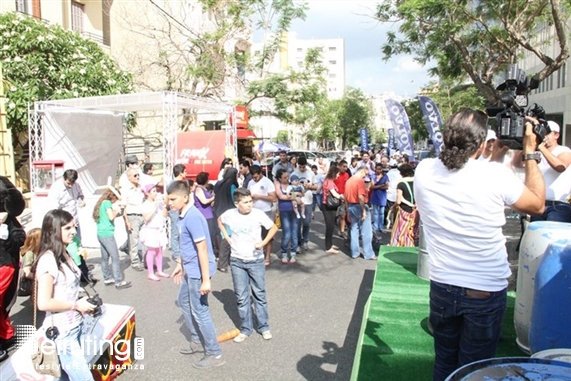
[123,183,145,215]
[47,179,84,221]
[539,145,571,201]
[386,169,402,202]
[219,208,274,261]
[292,168,316,205]
[247,176,275,212]
[415,158,524,291]
[119,169,156,190]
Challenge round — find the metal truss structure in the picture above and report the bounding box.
[28,92,235,191]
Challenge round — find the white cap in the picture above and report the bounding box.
[486,130,497,141]
[547,121,560,133]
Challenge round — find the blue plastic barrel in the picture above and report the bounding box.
[529,240,571,354]
[445,357,571,380]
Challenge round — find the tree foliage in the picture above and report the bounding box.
[0,12,133,166]
[375,0,570,105]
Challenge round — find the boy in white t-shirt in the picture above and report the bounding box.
[218,188,278,343]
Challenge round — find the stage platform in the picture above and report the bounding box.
[351,246,524,381]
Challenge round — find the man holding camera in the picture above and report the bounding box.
[514,120,571,223]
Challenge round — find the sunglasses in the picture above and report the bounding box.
[133,174,139,178]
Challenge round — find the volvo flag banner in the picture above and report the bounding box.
[384,99,416,161]
[418,96,444,155]
[387,128,395,157]
[360,128,369,152]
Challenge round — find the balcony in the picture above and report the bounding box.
[81,31,110,47]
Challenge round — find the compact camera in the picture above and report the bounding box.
[87,294,103,317]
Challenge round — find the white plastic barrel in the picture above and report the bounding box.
[417,222,429,281]
[514,221,571,354]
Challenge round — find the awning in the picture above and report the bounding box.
[237,129,256,139]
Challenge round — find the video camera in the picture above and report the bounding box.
[486,64,550,149]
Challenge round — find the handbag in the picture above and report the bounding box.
[31,279,61,378]
[326,190,340,208]
[17,274,33,297]
[274,212,281,229]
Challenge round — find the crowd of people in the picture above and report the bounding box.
[0,111,569,377]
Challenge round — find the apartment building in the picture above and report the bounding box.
[1,0,111,48]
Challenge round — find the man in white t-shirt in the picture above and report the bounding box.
[415,110,545,381]
[218,188,278,342]
[292,157,317,251]
[247,165,277,265]
[513,120,571,222]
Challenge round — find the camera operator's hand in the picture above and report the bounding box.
[76,296,96,315]
[523,116,540,153]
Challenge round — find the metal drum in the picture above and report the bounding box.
[514,221,571,354]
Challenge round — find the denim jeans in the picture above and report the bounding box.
[230,257,269,335]
[177,275,222,356]
[297,205,312,244]
[312,193,323,212]
[430,281,507,381]
[54,324,94,381]
[169,210,180,260]
[97,235,123,283]
[347,204,375,259]
[280,210,299,255]
[530,203,571,223]
[371,204,385,231]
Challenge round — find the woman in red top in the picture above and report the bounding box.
[322,166,343,254]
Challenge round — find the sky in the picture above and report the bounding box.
[288,0,433,97]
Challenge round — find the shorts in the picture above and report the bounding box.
[337,200,347,217]
[261,210,276,240]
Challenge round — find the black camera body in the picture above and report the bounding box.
[87,294,103,317]
[486,65,546,149]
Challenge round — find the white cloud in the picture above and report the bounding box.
[392,56,425,73]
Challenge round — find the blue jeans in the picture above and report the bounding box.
[371,204,385,231]
[530,203,571,223]
[98,235,123,283]
[430,281,507,381]
[280,210,299,255]
[347,204,375,259]
[54,324,94,381]
[312,193,323,212]
[230,257,269,335]
[177,275,221,356]
[297,205,312,244]
[169,210,181,260]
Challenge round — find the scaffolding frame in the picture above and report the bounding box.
[28,91,236,191]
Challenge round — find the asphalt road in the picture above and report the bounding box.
[10,211,381,381]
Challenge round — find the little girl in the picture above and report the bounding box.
[141,184,169,281]
[20,228,41,281]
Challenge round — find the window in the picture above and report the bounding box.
[562,63,567,88]
[31,0,41,18]
[71,1,84,32]
[297,61,303,66]
[329,47,337,51]
[297,48,302,52]
[15,0,28,13]
[329,60,336,65]
[316,47,323,52]
[329,74,336,78]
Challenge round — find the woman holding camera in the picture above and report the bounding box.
[33,209,96,381]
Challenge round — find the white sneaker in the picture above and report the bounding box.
[233,333,249,343]
[262,330,273,340]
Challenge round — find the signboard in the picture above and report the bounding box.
[360,128,369,152]
[230,105,249,129]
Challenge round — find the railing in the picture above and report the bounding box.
[82,31,110,47]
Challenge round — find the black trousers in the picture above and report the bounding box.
[217,236,231,270]
[323,206,337,250]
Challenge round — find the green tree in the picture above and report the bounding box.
[0,12,133,170]
[335,87,374,149]
[275,130,290,145]
[375,0,570,104]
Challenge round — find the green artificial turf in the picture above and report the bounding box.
[352,246,524,381]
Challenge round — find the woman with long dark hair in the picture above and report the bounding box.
[93,190,131,289]
[195,171,218,258]
[217,157,234,181]
[389,164,417,247]
[213,167,238,272]
[322,166,342,254]
[33,209,97,380]
[274,169,299,263]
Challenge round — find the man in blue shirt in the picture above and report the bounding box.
[370,163,389,232]
[167,181,224,369]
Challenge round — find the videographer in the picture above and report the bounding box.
[414,109,545,381]
[512,119,571,223]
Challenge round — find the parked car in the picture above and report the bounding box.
[288,150,321,165]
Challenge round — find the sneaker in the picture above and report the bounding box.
[179,341,201,355]
[289,256,297,264]
[192,354,226,369]
[302,243,309,251]
[103,279,115,286]
[367,255,378,261]
[295,214,301,219]
[132,264,144,272]
[115,281,132,289]
[233,333,249,343]
[261,331,273,340]
[281,255,289,264]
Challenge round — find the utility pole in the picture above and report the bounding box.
[0,63,16,183]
